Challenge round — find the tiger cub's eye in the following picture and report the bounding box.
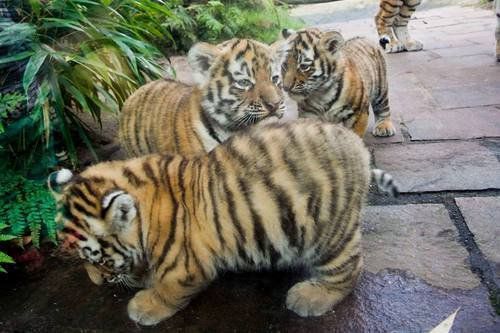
[236,79,253,89]
[299,63,311,72]
[272,75,280,84]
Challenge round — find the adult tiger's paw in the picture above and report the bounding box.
[128,289,176,326]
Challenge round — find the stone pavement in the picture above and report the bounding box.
[1,1,500,332]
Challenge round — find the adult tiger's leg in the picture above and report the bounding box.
[286,244,362,317]
[375,0,405,53]
[496,0,500,61]
[393,0,423,52]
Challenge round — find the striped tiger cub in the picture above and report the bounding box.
[49,120,398,325]
[276,28,396,138]
[375,0,423,53]
[119,38,285,157]
[496,0,500,61]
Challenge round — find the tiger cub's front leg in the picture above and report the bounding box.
[375,0,405,53]
[286,241,363,316]
[393,0,423,52]
[128,269,211,325]
[496,0,500,61]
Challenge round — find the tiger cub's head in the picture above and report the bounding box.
[48,168,146,288]
[188,38,285,131]
[274,28,345,100]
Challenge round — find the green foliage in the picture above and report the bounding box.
[0,0,300,172]
[0,223,16,273]
[0,92,25,126]
[0,0,167,169]
[177,0,304,48]
[124,0,304,53]
[0,164,57,250]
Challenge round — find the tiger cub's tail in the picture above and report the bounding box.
[371,169,399,197]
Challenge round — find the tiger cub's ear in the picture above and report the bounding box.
[188,42,222,86]
[282,28,296,39]
[320,30,345,53]
[101,190,137,232]
[48,169,74,199]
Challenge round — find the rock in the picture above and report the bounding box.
[362,204,480,289]
[374,141,500,192]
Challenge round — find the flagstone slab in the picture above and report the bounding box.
[405,106,500,140]
[362,204,479,289]
[455,197,500,272]
[374,141,500,192]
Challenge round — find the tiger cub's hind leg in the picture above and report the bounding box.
[286,254,362,317]
[393,0,423,52]
[375,0,405,53]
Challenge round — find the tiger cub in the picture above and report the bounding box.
[49,120,398,325]
[375,0,423,53]
[496,0,500,61]
[276,28,396,138]
[119,39,285,157]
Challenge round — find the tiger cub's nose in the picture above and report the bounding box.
[264,100,280,113]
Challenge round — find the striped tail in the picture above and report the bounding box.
[371,169,399,197]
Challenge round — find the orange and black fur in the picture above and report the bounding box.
[276,28,395,138]
[49,120,397,325]
[119,39,285,157]
[375,0,423,53]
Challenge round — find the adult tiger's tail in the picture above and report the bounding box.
[371,169,399,197]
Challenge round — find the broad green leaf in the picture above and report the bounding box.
[23,50,48,94]
[29,0,42,16]
[113,39,139,78]
[61,78,92,115]
[0,23,36,46]
[48,69,77,166]
[40,18,89,35]
[0,51,34,65]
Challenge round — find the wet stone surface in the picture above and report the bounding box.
[455,197,500,277]
[362,204,479,289]
[405,106,500,141]
[374,141,500,193]
[1,258,499,333]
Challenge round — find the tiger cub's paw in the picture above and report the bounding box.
[385,39,405,53]
[373,119,396,137]
[128,289,176,326]
[286,281,340,317]
[403,39,423,52]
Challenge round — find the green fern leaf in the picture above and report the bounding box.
[0,251,15,264]
[0,234,17,241]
